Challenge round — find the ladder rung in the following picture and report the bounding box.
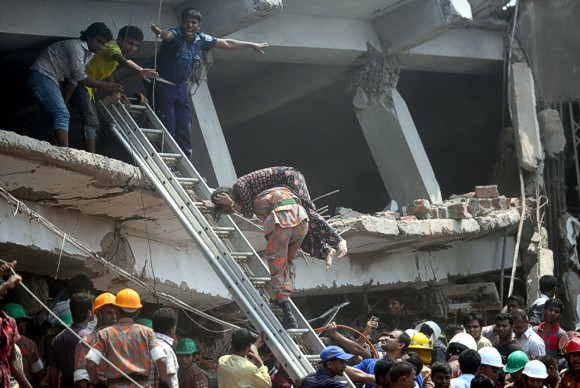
[176,177,200,186]
[158,153,182,160]
[230,252,253,263]
[141,128,162,136]
[127,104,147,111]
[230,252,253,258]
[286,328,310,335]
[304,355,321,361]
[213,226,236,235]
[249,277,271,284]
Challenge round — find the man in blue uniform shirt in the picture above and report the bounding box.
[301,345,354,387]
[148,8,269,160]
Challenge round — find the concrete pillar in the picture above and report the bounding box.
[522,227,554,307]
[509,62,544,171]
[373,0,472,53]
[190,64,238,187]
[350,53,442,205]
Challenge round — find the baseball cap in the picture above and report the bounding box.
[320,346,354,362]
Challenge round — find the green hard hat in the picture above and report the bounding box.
[59,312,73,327]
[175,338,198,354]
[2,303,30,319]
[503,350,529,373]
[136,319,153,328]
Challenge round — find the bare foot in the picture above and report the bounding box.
[326,248,336,272]
[336,240,348,258]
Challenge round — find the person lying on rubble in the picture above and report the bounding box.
[204,166,348,329]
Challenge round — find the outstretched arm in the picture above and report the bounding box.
[214,39,269,54]
[150,23,175,42]
[111,53,158,81]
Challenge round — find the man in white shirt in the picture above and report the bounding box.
[451,349,481,388]
[152,307,179,388]
[528,275,558,326]
[28,22,123,148]
[512,309,546,358]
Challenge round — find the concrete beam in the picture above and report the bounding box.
[373,0,472,53]
[353,85,442,205]
[399,28,504,74]
[0,0,176,43]
[192,0,282,37]
[509,62,544,171]
[211,13,381,66]
[214,64,345,129]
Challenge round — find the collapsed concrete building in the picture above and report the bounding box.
[0,0,579,343]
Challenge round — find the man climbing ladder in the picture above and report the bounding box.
[204,166,348,329]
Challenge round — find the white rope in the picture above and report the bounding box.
[509,170,526,296]
[12,199,19,216]
[0,259,145,388]
[54,233,67,279]
[0,185,240,330]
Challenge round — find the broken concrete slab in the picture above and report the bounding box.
[332,208,519,254]
[509,62,544,171]
[373,0,472,53]
[538,109,566,157]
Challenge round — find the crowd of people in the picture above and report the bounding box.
[0,261,214,388]
[2,252,579,388]
[295,275,579,388]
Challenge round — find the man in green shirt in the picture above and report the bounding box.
[68,25,158,152]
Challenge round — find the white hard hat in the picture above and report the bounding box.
[448,332,477,351]
[523,360,548,379]
[405,329,418,338]
[478,347,504,368]
[415,320,442,343]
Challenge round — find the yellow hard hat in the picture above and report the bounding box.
[114,288,142,309]
[93,292,116,314]
[409,331,433,350]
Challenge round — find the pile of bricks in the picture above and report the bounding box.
[389,185,516,220]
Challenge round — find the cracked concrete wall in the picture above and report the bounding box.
[0,198,231,309]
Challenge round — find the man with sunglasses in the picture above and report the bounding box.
[478,347,505,388]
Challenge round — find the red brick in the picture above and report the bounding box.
[475,185,500,198]
[491,196,507,210]
[447,203,469,219]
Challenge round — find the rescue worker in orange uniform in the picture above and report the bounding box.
[85,288,168,387]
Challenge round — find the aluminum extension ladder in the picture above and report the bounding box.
[98,96,356,387]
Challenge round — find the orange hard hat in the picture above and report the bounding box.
[93,292,116,313]
[114,288,142,309]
